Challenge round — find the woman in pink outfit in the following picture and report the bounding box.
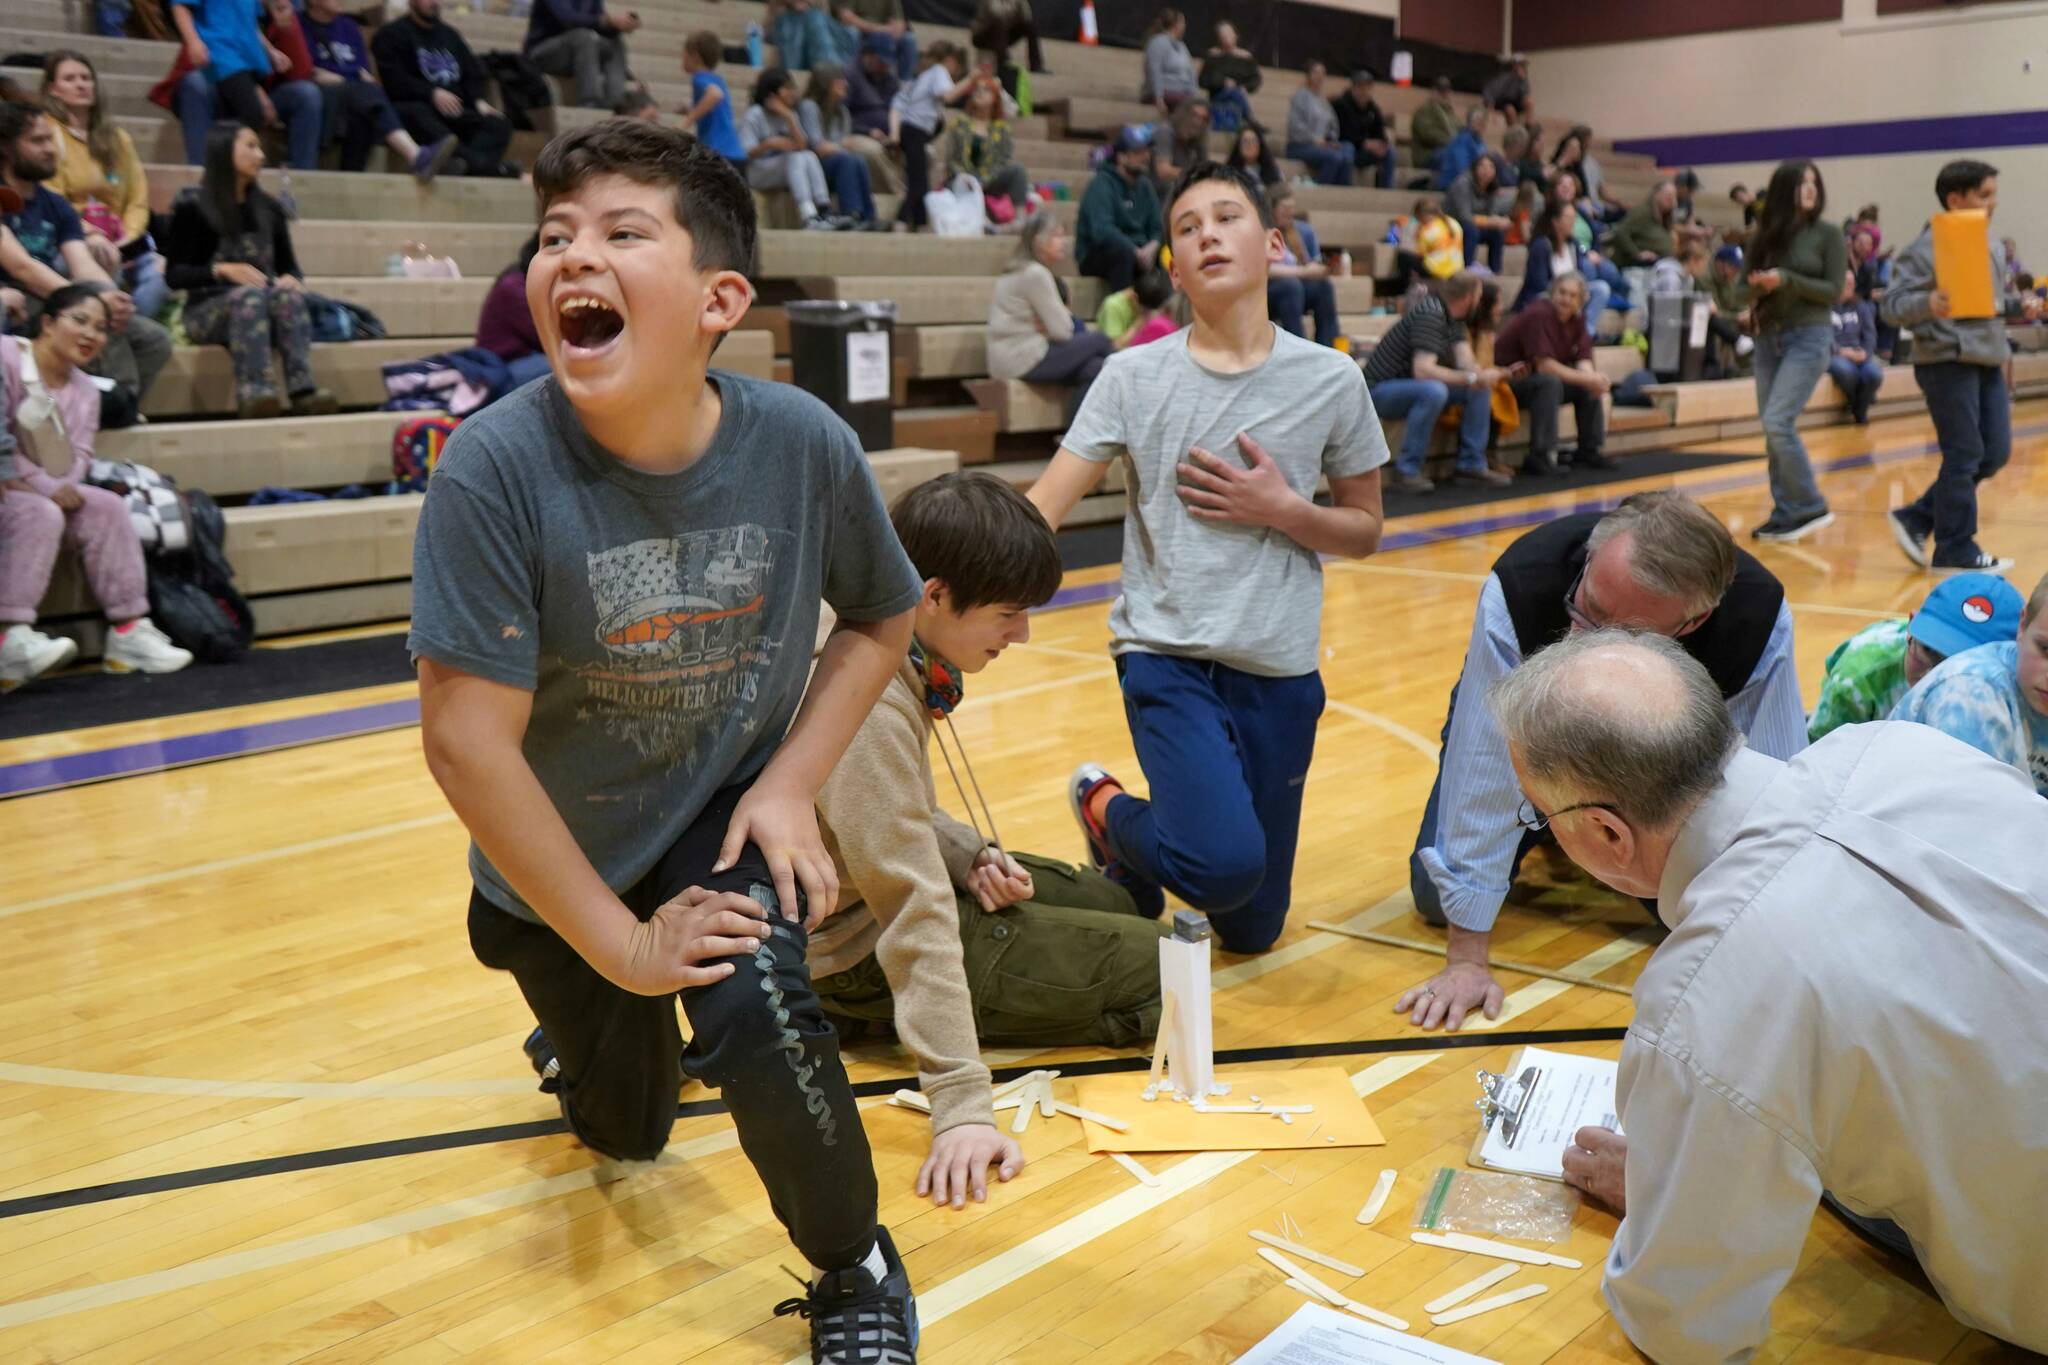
[0,283,192,688]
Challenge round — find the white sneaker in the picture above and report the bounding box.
[0,624,80,690]
[103,618,194,675]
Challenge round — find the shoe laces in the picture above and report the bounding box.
[774,1266,913,1365]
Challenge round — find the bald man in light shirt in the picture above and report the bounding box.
[1490,630,2048,1362]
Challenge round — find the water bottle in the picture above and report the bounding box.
[745,22,763,68]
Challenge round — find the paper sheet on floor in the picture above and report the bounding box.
[1236,1303,1501,1364]
[1072,1067,1384,1153]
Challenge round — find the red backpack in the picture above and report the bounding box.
[392,415,461,492]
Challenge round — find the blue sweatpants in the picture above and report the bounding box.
[1104,652,1324,955]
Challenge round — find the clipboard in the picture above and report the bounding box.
[1469,1046,1618,1183]
[1931,210,1996,320]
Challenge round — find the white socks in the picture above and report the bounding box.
[812,1239,888,1287]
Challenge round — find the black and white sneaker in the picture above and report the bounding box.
[1753,508,1835,543]
[1886,508,1931,568]
[1932,549,2016,574]
[775,1225,918,1364]
[522,1026,561,1095]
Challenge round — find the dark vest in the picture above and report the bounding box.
[1492,513,1784,698]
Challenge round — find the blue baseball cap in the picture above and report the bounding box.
[1908,573,2024,660]
[1713,244,1743,267]
[1113,123,1155,154]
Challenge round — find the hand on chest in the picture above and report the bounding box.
[1132,403,1326,499]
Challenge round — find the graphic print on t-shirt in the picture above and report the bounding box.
[577,525,777,762]
[418,47,461,88]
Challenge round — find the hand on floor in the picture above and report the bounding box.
[917,1123,1024,1209]
[1395,960,1503,1032]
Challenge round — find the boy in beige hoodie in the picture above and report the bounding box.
[811,472,1168,1210]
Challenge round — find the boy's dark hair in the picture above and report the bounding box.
[753,66,795,109]
[1134,267,1172,310]
[612,88,658,117]
[889,472,1062,611]
[533,119,756,275]
[1164,159,1274,229]
[1935,159,1997,208]
[685,30,722,69]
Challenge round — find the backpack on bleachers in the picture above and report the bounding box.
[88,458,190,555]
[391,415,461,492]
[147,490,254,664]
[307,295,388,343]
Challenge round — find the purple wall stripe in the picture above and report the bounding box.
[3,419,2036,800]
[1613,108,2048,168]
[0,698,421,800]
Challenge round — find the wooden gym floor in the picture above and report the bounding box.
[3,405,2043,1364]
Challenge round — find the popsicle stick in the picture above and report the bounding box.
[1255,1248,1410,1331]
[1036,1079,1057,1118]
[1430,1282,1548,1326]
[1256,1249,1346,1307]
[889,1089,931,1113]
[1283,1277,1322,1299]
[1423,1264,1517,1315]
[1009,1095,1033,1134]
[1052,1100,1131,1132]
[1144,993,1175,1094]
[1411,1231,1583,1269]
[1108,1152,1160,1187]
[991,1068,1057,1102]
[1192,1103,1314,1114]
[1248,1230,1366,1279]
[1357,1169,1396,1225]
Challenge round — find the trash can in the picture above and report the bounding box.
[1648,292,1709,382]
[785,299,895,451]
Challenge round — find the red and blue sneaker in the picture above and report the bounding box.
[1068,763,1165,919]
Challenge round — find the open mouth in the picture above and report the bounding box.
[557,295,625,355]
[1199,254,1230,273]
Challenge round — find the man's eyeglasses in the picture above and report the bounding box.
[1563,563,1599,632]
[1516,796,1619,832]
[55,311,111,338]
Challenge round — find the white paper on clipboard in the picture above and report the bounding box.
[846,331,891,404]
[1476,1046,1619,1180]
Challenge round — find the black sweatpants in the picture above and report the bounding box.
[467,781,879,1271]
[393,101,512,175]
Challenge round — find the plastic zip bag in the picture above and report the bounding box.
[1412,1167,1580,1244]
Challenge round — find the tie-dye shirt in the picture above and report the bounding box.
[1889,641,2048,796]
[1808,618,1909,742]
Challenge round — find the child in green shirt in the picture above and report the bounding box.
[1808,572,2022,740]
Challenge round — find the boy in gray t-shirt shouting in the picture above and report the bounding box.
[406,123,925,1363]
[1028,160,1390,954]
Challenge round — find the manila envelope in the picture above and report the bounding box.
[1073,1067,1386,1154]
[1932,210,1995,319]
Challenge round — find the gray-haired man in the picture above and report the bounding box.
[1494,630,2048,1362]
[1402,492,1806,1030]
[1492,271,1612,477]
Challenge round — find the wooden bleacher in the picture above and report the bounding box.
[14,0,2017,646]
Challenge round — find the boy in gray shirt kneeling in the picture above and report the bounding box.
[407,122,924,1364]
[1028,160,1390,954]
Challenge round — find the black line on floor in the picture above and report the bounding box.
[0,1027,1626,1222]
